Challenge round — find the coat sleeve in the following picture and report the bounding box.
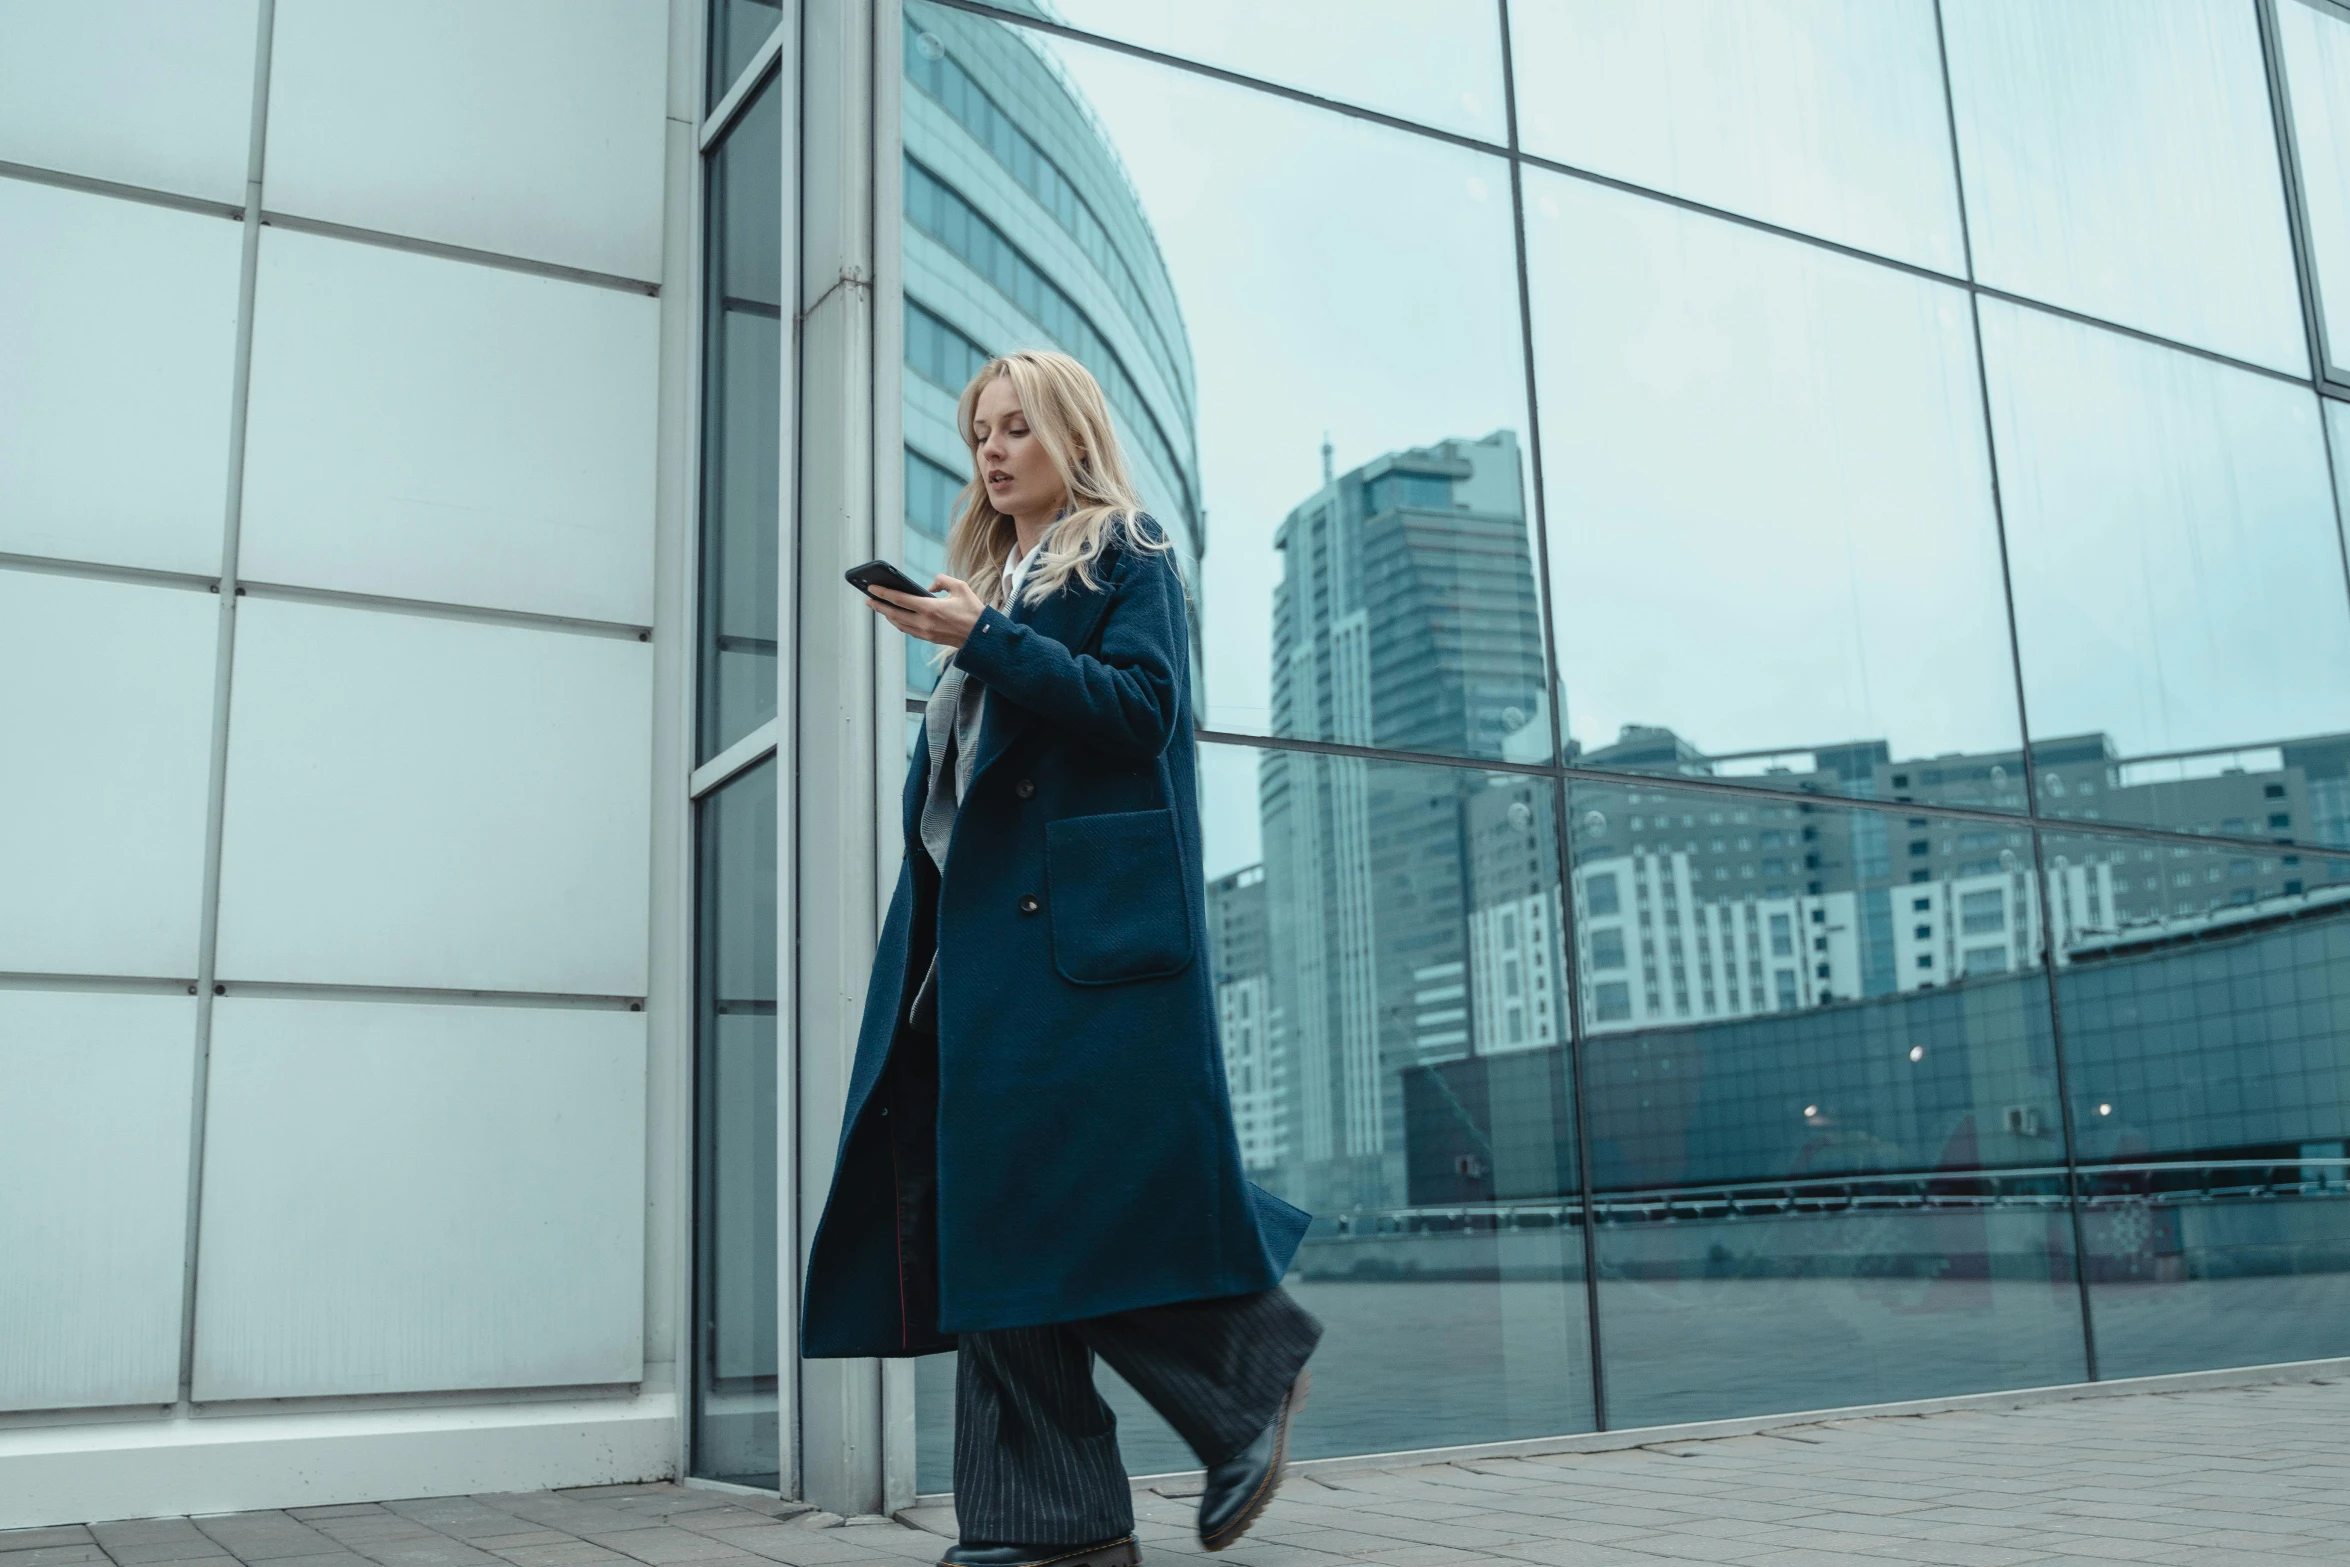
[948,531,1185,760]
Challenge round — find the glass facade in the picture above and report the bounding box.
[893,0,2350,1487]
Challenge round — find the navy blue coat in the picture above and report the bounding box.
[801,520,1311,1358]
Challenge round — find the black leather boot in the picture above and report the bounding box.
[937,1537,1139,1567]
[1198,1367,1310,1551]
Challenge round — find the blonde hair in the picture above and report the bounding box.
[945,349,1168,608]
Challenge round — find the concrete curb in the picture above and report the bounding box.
[901,1353,2350,1515]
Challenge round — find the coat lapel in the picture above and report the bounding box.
[964,546,1121,786]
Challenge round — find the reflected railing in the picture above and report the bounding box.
[1317,1161,2350,1237]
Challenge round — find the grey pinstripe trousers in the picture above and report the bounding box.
[952,1288,1322,1547]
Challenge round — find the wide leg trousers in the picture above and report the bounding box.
[952,1287,1323,1547]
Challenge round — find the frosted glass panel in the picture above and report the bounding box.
[1036,0,1506,143]
[1942,0,2306,372]
[1988,302,2350,845]
[0,572,217,979]
[1510,0,1964,273]
[194,997,646,1398]
[240,229,659,625]
[0,992,195,1412]
[2280,0,2350,378]
[0,181,241,576]
[265,0,667,280]
[1527,170,2023,803]
[215,599,654,995]
[0,0,257,203]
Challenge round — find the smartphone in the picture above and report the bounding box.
[845,559,935,599]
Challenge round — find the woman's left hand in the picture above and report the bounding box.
[866,574,985,647]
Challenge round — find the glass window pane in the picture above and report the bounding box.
[1986,302,2350,849]
[1509,0,1965,273]
[1527,171,2026,809]
[901,0,1200,700]
[2041,825,2350,1378]
[1942,0,2307,373]
[1570,780,2084,1425]
[2279,0,2350,379]
[691,758,778,1486]
[902,9,1544,762]
[707,0,782,112]
[1235,744,1593,1457]
[913,743,1596,1489]
[697,75,782,762]
[1040,0,1506,144]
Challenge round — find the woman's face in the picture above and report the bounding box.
[972,375,1067,523]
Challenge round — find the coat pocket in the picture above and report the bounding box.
[1042,809,1195,984]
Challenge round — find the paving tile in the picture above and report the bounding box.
[482,1548,631,1567]
[0,1534,97,1555]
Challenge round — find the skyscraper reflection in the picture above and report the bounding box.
[1256,432,1546,1211]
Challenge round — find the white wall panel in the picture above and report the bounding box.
[0,573,217,979]
[192,997,646,1399]
[238,230,660,625]
[0,0,257,204]
[0,992,195,1412]
[263,0,667,281]
[0,181,241,575]
[214,599,652,995]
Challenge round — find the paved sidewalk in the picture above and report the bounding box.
[6,1376,2347,1567]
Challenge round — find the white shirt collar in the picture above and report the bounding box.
[1003,536,1042,604]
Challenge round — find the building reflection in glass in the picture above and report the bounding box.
[902,0,2350,1485]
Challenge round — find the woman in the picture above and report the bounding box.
[801,349,1322,1567]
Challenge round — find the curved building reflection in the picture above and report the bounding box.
[900,0,1201,695]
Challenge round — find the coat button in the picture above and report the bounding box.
[1018,894,1041,915]
[1015,778,1036,799]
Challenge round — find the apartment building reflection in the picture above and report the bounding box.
[1558,726,2350,1038]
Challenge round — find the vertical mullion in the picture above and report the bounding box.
[775,0,805,1501]
[1930,0,2099,1384]
[2258,0,2338,387]
[869,0,918,1514]
[1496,0,1608,1433]
[177,0,277,1411]
[2257,0,2350,620]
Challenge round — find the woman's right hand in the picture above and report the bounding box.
[867,574,985,647]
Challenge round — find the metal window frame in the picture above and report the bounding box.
[2268,0,2350,390]
[680,0,798,1502]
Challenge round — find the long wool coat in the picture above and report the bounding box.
[800,520,1311,1358]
